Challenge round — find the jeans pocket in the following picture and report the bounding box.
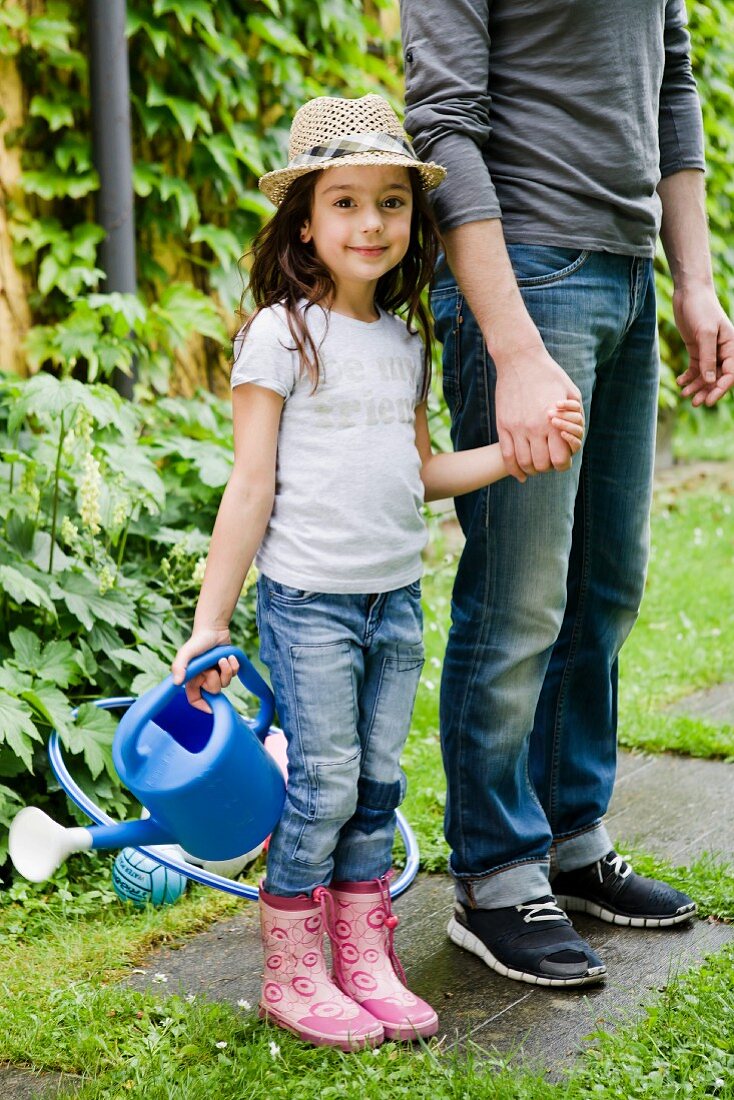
[507,245,591,288]
[266,578,321,606]
[430,284,464,415]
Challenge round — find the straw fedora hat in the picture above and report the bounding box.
[258,94,446,206]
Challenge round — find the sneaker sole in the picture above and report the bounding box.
[446,916,606,988]
[554,895,697,929]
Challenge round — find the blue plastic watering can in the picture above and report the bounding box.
[9,646,287,882]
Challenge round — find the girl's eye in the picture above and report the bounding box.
[382,197,405,209]
[334,198,355,208]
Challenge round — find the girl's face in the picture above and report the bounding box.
[301,164,413,303]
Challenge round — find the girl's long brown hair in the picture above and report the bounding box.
[238,167,442,394]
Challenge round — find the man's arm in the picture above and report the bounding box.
[401,0,578,479]
[657,2,733,405]
[442,220,581,478]
[658,170,734,406]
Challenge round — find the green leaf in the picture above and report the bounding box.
[153,284,229,345]
[99,442,165,502]
[190,224,243,268]
[61,703,117,781]
[126,13,168,58]
[111,647,171,697]
[8,373,87,433]
[0,691,43,772]
[56,572,137,633]
[21,684,75,740]
[26,15,74,52]
[159,175,199,229]
[21,168,98,201]
[29,94,74,132]
[0,5,27,32]
[9,628,82,689]
[247,14,309,57]
[0,564,56,613]
[152,0,217,37]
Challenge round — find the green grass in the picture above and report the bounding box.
[673,404,734,464]
[1,880,733,1099]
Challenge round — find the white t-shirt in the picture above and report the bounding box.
[231,303,428,593]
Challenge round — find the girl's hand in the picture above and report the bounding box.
[547,398,585,469]
[171,628,239,712]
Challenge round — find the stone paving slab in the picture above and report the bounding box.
[120,749,734,1072]
[669,681,734,727]
[0,1065,80,1099]
[609,750,734,863]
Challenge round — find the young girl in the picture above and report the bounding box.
[172,94,584,1051]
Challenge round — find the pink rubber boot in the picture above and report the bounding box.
[258,886,384,1051]
[326,877,439,1041]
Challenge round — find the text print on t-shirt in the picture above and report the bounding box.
[311,353,418,431]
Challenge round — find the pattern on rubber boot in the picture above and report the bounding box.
[552,850,696,928]
[326,876,439,1040]
[258,886,384,1051]
[448,895,607,988]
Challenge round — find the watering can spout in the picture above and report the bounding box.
[8,806,174,883]
[9,807,93,883]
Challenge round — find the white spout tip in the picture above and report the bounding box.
[9,807,92,883]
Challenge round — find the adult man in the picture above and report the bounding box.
[401,0,734,986]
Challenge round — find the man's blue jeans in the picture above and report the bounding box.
[257,576,425,896]
[430,246,659,909]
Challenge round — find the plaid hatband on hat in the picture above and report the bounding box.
[259,95,446,205]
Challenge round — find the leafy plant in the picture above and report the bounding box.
[0,374,258,862]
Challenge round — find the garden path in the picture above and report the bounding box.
[120,748,734,1071]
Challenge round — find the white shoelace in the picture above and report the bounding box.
[600,853,633,882]
[516,900,567,923]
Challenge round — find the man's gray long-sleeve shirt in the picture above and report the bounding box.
[401,0,705,256]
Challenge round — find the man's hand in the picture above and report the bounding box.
[495,344,582,480]
[674,286,734,407]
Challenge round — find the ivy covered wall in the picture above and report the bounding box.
[0,0,402,393]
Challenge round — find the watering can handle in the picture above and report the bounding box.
[115,646,275,779]
[179,645,275,740]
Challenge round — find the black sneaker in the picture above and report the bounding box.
[447,895,606,988]
[552,850,696,928]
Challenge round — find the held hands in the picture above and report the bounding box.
[674,285,734,407]
[547,399,584,468]
[495,346,583,480]
[171,628,240,712]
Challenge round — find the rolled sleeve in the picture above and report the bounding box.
[658,0,706,178]
[401,0,502,230]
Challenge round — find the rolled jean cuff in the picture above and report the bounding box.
[551,821,612,874]
[453,859,551,909]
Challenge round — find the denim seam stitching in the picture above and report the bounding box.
[515,249,592,288]
[454,855,551,883]
[548,434,593,832]
[449,324,495,867]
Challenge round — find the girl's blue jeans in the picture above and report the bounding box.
[431,246,659,909]
[257,575,424,896]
